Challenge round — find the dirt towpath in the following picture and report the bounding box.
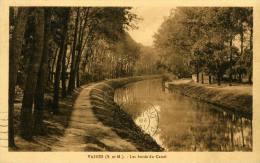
[52,83,138,151]
[51,77,162,151]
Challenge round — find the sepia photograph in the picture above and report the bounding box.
[6,6,254,152]
[1,0,260,162]
[5,6,254,152]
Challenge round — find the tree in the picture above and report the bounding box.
[33,9,52,134]
[247,9,253,84]
[67,8,80,94]
[10,7,141,143]
[67,7,139,91]
[9,7,30,147]
[52,8,70,113]
[20,8,45,140]
[154,7,253,85]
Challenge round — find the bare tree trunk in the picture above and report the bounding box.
[20,9,45,140]
[229,38,233,86]
[239,24,244,83]
[217,73,221,86]
[61,44,68,98]
[76,68,80,87]
[248,27,253,84]
[73,52,82,88]
[68,8,90,90]
[66,47,72,70]
[217,62,221,86]
[33,10,51,134]
[74,44,84,87]
[67,8,80,94]
[81,50,90,76]
[50,47,59,84]
[201,71,204,84]
[80,28,95,78]
[52,9,70,114]
[196,61,199,83]
[9,8,29,147]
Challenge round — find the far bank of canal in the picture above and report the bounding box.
[114,79,252,151]
[167,80,252,118]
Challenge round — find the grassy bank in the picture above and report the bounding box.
[89,76,163,151]
[168,80,252,118]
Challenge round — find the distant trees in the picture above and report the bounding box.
[9,7,144,146]
[154,7,253,85]
[134,46,160,75]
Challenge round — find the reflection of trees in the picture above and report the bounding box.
[157,100,252,151]
[187,104,252,151]
[114,79,252,151]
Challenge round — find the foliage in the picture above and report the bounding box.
[9,7,149,143]
[154,7,253,84]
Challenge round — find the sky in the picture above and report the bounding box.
[128,7,174,47]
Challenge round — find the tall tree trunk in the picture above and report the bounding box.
[66,48,72,70]
[67,8,80,94]
[229,38,233,86]
[76,68,80,87]
[239,24,244,83]
[20,9,45,140]
[33,10,51,134]
[61,44,68,98]
[74,48,83,87]
[248,27,253,84]
[68,8,90,89]
[79,30,94,83]
[217,62,221,86]
[196,60,199,83]
[217,72,221,86]
[52,9,70,114]
[201,71,204,84]
[9,8,29,147]
[50,47,59,84]
[70,28,84,88]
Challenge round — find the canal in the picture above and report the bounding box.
[114,79,252,151]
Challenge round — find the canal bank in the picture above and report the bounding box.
[51,75,163,151]
[167,80,252,118]
[89,76,163,151]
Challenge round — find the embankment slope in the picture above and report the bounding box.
[168,81,252,118]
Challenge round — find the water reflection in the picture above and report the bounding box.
[114,79,252,151]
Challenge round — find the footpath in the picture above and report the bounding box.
[52,76,162,151]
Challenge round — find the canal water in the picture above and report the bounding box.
[114,79,252,151]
